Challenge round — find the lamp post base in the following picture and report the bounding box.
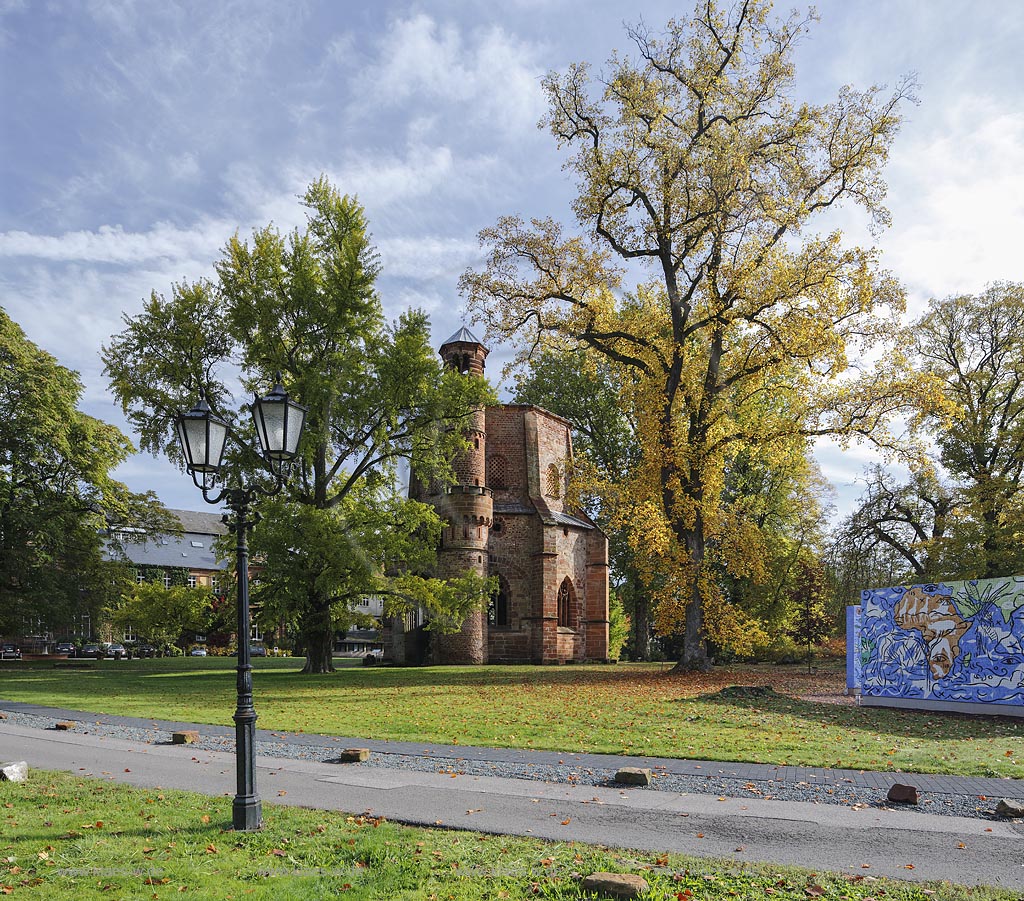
[232,796,263,832]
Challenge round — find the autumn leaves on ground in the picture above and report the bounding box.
[3,658,1022,778]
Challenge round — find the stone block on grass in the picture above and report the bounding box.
[0,761,28,783]
[332,748,371,763]
[581,873,649,899]
[614,767,652,786]
[171,730,200,745]
[886,783,919,804]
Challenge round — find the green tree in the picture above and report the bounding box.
[831,283,1024,591]
[829,464,953,588]
[0,308,171,637]
[103,178,494,673]
[912,283,1024,579]
[786,557,833,673]
[247,492,493,657]
[462,2,922,669]
[108,581,213,649]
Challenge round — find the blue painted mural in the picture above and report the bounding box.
[859,577,1024,708]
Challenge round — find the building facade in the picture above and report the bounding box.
[391,327,610,665]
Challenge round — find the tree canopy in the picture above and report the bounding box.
[0,307,171,637]
[103,178,494,672]
[461,1,927,669]
[833,282,1024,589]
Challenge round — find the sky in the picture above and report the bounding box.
[2,0,1024,518]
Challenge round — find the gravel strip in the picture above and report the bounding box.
[2,709,1015,822]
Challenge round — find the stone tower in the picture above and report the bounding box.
[433,327,492,664]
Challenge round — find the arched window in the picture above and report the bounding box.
[557,577,575,628]
[489,454,509,490]
[545,462,562,499]
[488,576,511,627]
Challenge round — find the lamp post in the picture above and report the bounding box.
[174,376,307,831]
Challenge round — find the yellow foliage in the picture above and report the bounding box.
[462,1,932,663]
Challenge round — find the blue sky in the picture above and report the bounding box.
[3,0,1024,516]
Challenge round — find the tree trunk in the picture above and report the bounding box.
[299,603,336,674]
[671,524,711,672]
[626,567,652,661]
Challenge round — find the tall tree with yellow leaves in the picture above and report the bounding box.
[461,1,930,670]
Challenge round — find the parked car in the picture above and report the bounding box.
[81,643,103,659]
[0,643,22,660]
[106,642,130,660]
[54,641,76,656]
[229,643,267,657]
[189,646,208,657]
[134,643,158,658]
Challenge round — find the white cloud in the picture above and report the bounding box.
[884,100,1024,312]
[0,220,229,265]
[354,13,547,138]
[377,235,478,280]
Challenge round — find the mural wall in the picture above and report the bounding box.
[858,577,1024,709]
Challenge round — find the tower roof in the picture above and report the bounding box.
[440,325,485,348]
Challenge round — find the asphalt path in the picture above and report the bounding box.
[2,722,1023,890]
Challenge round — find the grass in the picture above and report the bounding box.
[0,770,1014,900]
[1,658,1023,777]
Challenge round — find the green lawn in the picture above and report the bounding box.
[1,658,1022,777]
[0,770,1012,900]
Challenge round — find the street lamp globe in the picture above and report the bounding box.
[252,374,307,464]
[175,389,229,475]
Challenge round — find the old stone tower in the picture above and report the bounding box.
[391,326,610,665]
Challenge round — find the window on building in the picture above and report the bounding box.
[162,572,172,589]
[488,576,510,628]
[489,454,508,490]
[211,576,222,595]
[251,623,262,641]
[545,463,562,499]
[136,570,145,584]
[187,575,197,589]
[557,577,575,628]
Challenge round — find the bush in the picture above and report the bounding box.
[752,635,806,665]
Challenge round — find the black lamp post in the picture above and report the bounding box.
[174,376,307,831]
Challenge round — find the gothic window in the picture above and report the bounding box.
[545,462,562,499]
[489,454,509,490]
[557,577,575,628]
[488,576,510,627]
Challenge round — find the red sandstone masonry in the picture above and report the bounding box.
[401,334,609,666]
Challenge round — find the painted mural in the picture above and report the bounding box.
[859,577,1024,707]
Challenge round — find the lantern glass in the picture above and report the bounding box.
[175,394,228,473]
[252,379,307,462]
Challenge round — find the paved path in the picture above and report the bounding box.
[1,704,1023,889]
